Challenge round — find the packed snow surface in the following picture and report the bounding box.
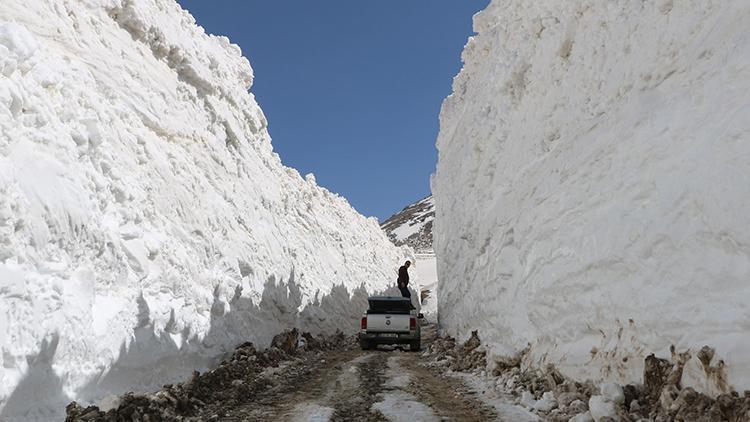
[0,0,411,419]
[434,0,750,395]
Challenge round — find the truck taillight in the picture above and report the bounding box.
[361,317,367,330]
[410,317,416,330]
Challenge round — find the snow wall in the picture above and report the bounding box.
[434,0,750,396]
[0,0,413,419]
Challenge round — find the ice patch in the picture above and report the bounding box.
[288,402,334,422]
[384,356,411,389]
[372,392,438,422]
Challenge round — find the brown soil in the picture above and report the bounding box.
[227,324,498,421]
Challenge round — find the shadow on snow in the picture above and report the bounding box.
[1,269,414,419]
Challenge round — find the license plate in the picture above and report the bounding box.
[380,333,397,338]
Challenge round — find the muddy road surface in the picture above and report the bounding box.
[215,325,498,421]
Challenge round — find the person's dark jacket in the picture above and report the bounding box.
[397,265,409,288]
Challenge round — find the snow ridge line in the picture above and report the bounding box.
[106,0,266,147]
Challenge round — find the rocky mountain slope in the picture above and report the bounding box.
[0,1,410,419]
[381,196,434,253]
[381,196,438,320]
[433,0,750,395]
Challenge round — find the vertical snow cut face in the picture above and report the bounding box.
[0,0,411,419]
[434,0,750,394]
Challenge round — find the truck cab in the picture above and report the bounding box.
[358,296,422,351]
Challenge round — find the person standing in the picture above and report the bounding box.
[397,260,411,299]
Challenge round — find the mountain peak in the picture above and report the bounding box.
[381,196,434,253]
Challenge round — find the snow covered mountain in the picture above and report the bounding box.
[381,196,434,253]
[0,0,411,419]
[434,0,750,395]
[381,196,438,320]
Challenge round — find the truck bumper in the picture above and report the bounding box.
[358,331,418,345]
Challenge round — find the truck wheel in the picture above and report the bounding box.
[410,340,421,352]
[360,340,373,351]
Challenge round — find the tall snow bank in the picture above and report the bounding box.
[434,0,750,395]
[0,0,411,419]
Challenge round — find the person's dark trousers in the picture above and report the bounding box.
[399,286,416,309]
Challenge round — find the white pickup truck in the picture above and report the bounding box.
[358,296,422,351]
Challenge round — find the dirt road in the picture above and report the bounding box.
[215,325,498,421]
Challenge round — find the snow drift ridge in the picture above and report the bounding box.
[0,0,410,419]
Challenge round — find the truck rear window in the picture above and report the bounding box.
[367,297,411,314]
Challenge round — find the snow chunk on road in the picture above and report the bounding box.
[532,391,557,412]
[599,382,625,405]
[589,395,618,422]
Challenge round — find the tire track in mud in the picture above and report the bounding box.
[399,354,499,421]
[231,349,390,421]
[368,325,500,421]
[216,350,356,420]
[329,353,389,421]
[270,352,392,421]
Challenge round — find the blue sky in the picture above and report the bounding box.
[176,1,488,220]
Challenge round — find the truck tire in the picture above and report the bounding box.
[360,340,373,350]
[410,340,421,352]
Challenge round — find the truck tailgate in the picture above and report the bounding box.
[367,314,410,333]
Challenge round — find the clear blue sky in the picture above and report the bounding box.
[176,1,488,220]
